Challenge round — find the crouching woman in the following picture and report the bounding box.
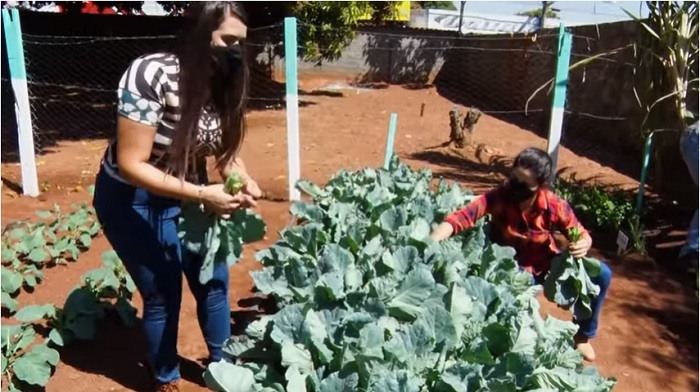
[429,147,611,361]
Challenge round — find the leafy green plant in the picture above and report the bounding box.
[1,193,102,315]
[626,1,698,131]
[204,159,616,392]
[15,251,137,347]
[623,1,699,190]
[178,172,266,284]
[1,201,100,268]
[2,324,59,391]
[16,290,104,348]
[543,228,603,320]
[1,264,43,313]
[2,251,135,390]
[626,214,647,255]
[81,250,138,327]
[36,202,101,263]
[555,179,636,232]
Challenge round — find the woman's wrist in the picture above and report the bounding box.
[179,181,207,204]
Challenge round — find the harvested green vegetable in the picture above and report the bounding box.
[224,172,245,195]
[543,227,602,320]
[179,172,266,284]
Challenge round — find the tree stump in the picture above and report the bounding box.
[449,107,482,148]
[462,107,482,146]
[449,107,464,147]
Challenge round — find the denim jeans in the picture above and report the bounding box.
[573,260,612,338]
[93,168,230,384]
[680,124,699,257]
[534,259,612,339]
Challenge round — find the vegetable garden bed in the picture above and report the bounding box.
[204,159,617,392]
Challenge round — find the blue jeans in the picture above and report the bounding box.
[680,125,699,257]
[574,260,612,338]
[93,169,230,384]
[535,259,612,339]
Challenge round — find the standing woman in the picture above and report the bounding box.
[92,3,261,391]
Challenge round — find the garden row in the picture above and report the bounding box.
[2,188,101,313]
[0,162,629,391]
[202,159,617,392]
[2,250,137,391]
[1,188,137,391]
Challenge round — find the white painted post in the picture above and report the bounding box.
[546,23,572,178]
[383,113,398,169]
[284,17,300,201]
[2,8,39,197]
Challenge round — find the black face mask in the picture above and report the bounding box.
[211,44,243,81]
[509,177,537,203]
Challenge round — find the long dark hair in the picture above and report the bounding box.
[512,147,553,185]
[168,1,249,179]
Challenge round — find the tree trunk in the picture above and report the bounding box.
[449,107,465,147]
[462,108,482,146]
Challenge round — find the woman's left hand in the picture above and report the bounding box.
[568,235,592,258]
[244,178,262,199]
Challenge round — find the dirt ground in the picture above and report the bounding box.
[1,84,698,392]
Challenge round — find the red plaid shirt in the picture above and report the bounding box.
[445,186,587,275]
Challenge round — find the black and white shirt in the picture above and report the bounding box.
[102,52,223,184]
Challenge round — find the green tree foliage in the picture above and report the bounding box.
[292,1,394,64]
[518,8,559,19]
[622,1,698,189]
[414,1,457,11]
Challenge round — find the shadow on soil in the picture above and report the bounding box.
[230,296,276,336]
[57,303,278,390]
[607,251,699,389]
[430,51,698,208]
[57,315,156,391]
[407,147,511,190]
[1,177,23,195]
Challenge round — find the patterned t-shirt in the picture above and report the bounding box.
[101,52,223,184]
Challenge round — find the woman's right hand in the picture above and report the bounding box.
[201,184,257,215]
